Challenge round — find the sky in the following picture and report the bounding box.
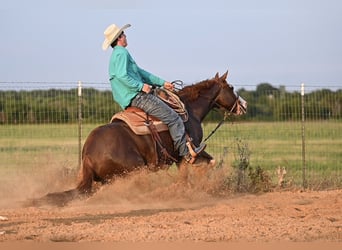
[1,0,341,91]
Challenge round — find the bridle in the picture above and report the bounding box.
[203,85,242,143]
[213,93,241,114]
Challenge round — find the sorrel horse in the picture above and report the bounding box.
[34,71,247,206]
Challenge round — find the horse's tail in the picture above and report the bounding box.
[26,155,95,207]
[76,154,94,195]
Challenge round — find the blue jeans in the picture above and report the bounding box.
[131,92,188,156]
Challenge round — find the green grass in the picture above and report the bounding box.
[202,121,342,187]
[0,121,341,189]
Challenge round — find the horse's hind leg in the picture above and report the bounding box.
[76,155,95,195]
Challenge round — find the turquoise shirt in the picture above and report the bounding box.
[109,46,165,109]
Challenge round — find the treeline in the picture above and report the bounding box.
[0,83,341,124]
[0,88,119,124]
[238,83,342,121]
[206,83,342,122]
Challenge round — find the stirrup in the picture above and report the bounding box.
[183,153,195,164]
[183,144,206,164]
[186,142,206,158]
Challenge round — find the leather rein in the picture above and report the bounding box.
[203,92,241,143]
[139,81,241,162]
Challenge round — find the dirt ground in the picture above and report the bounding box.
[0,168,341,243]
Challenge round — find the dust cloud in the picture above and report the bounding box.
[0,164,234,210]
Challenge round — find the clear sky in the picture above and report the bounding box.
[1,0,341,90]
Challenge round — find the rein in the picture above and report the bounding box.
[203,94,240,143]
[203,111,229,143]
[147,79,241,157]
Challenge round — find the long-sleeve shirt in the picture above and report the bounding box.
[108,46,165,109]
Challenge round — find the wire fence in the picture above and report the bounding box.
[0,81,341,190]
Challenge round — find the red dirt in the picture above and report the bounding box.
[0,168,341,242]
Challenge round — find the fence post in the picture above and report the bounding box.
[301,83,307,189]
[78,81,82,171]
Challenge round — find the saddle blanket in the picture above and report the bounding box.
[110,107,168,135]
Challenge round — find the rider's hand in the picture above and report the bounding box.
[142,83,152,93]
[164,82,174,91]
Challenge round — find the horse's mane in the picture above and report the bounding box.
[178,78,216,102]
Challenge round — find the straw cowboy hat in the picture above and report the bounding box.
[102,23,131,50]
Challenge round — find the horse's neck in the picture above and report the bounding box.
[183,83,221,144]
[185,83,221,122]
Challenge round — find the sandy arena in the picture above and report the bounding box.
[0,167,341,243]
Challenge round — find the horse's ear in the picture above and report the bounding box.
[215,72,219,79]
[220,70,228,81]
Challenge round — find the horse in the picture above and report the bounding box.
[33,71,247,206]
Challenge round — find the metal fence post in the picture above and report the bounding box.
[301,83,307,189]
[78,81,82,171]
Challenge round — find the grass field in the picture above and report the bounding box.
[203,121,341,188]
[0,121,341,189]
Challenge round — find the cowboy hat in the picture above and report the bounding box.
[102,23,131,50]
